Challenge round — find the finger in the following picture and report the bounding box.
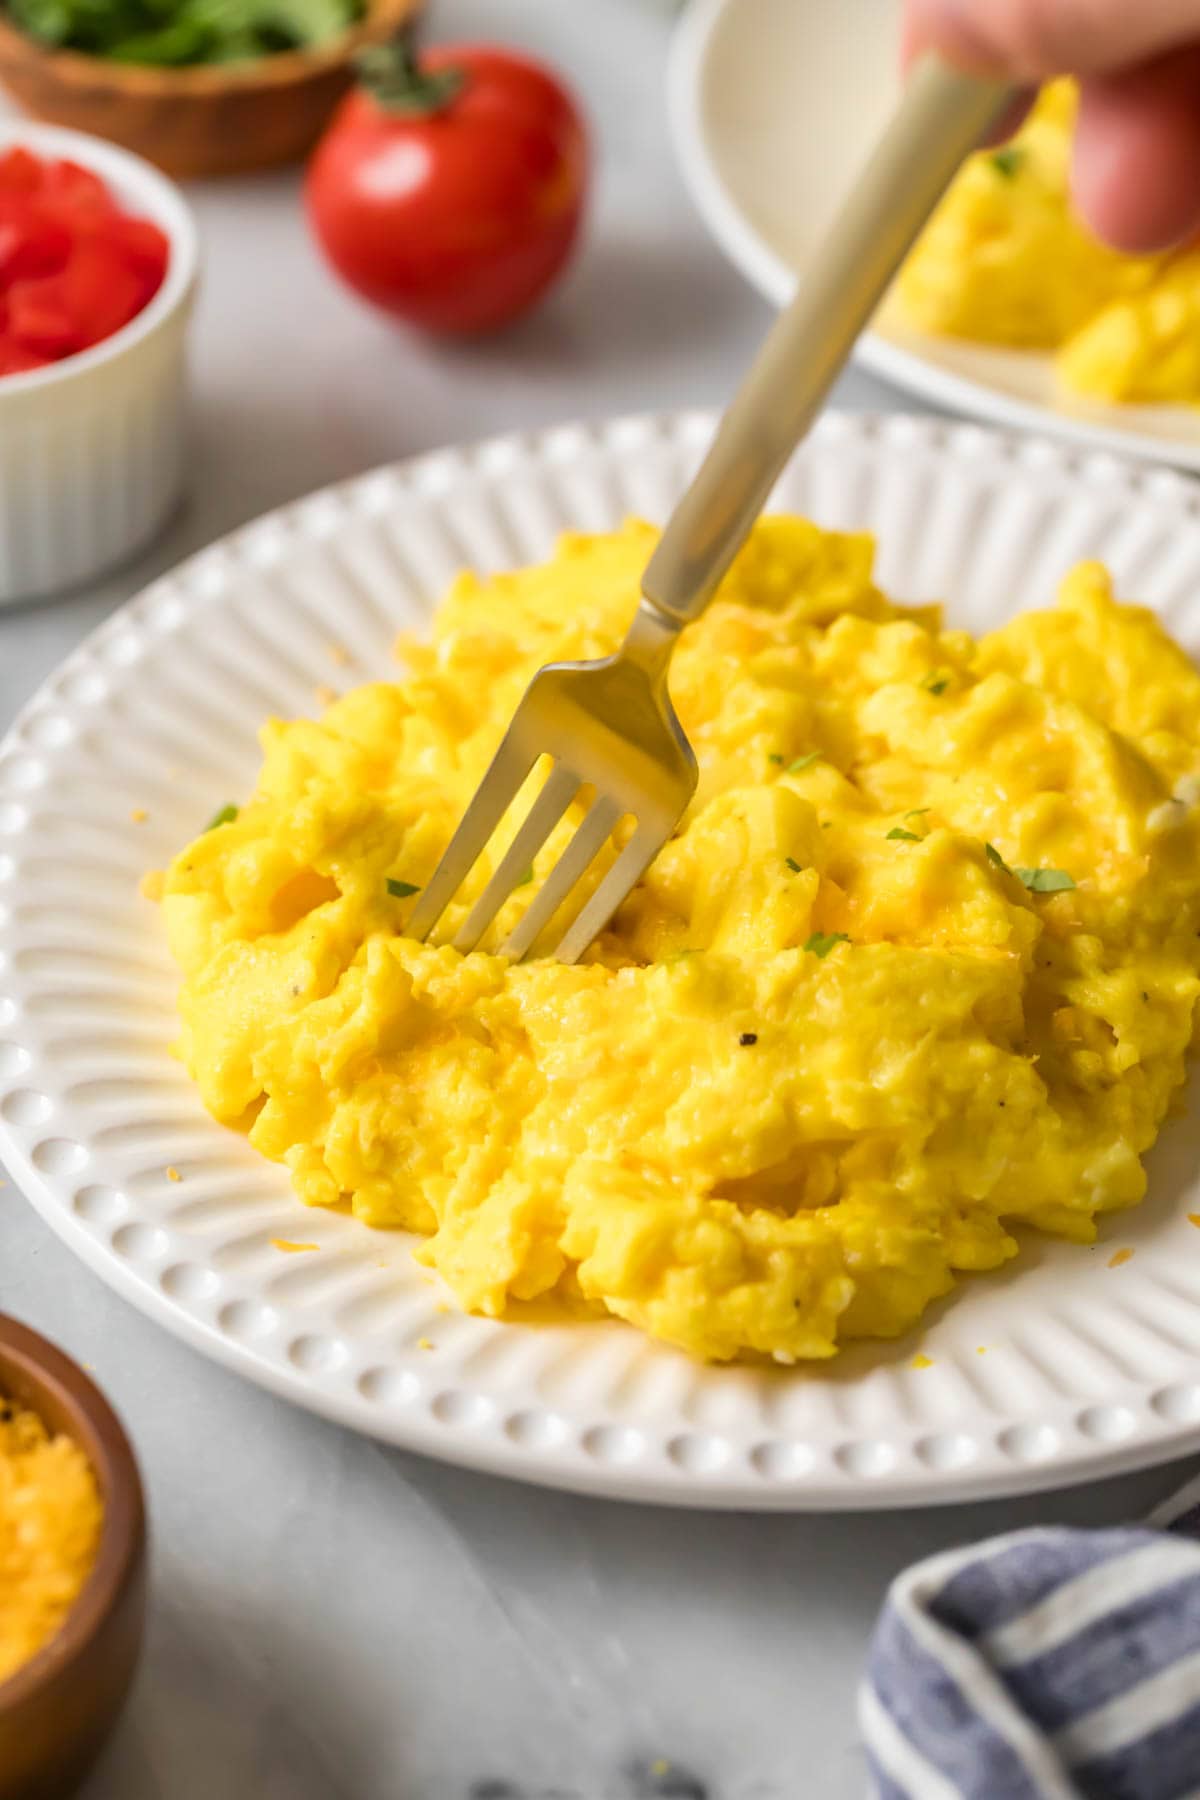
[899,9,1037,142]
[905,0,1200,79]
[977,92,1037,147]
[1073,50,1200,250]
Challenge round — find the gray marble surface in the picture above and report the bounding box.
[0,3,1192,1796]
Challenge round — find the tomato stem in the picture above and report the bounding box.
[355,28,465,115]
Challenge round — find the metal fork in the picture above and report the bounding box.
[407,56,1011,964]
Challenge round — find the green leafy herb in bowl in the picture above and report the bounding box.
[6,0,364,66]
[0,0,416,179]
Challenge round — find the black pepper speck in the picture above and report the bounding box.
[739,1032,758,1047]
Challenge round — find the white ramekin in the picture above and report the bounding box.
[0,121,198,607]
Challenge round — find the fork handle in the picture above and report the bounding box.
[641,54,1013,627]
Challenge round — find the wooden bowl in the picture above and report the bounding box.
[0,1316,146,1800]
[0,0,419,178]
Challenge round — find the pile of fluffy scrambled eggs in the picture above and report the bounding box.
[899,80,1200,405]
[161,518,1200,1362]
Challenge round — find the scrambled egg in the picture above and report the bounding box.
[161,519,1200,1363]
[899,80,1200,405]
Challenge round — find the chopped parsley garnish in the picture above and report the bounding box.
[768,752,784,765]
[923,676,949,696]
[905,808,930,819]
[990,146,1023,179]
[984,844,1076,893]
[886,827,920,842]
[785,856,803,873]
[516,866,535,887]
[804,931,849,958]
[789,752,820,773]
[204,803,238,831]
[1015,867,1076,894]
[386,877,419,898]
[8,0,365,65]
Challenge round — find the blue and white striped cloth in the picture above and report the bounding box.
[862,1476,1200,1798]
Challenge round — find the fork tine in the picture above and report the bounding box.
[551,821,664,966]
[502,793,623,962]
[453,761,580,954]
[407,733,536,943]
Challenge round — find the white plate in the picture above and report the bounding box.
[670,0,1200,472]
[6,412,1200,1510]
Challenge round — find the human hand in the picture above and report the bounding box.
[904,0,1200,252]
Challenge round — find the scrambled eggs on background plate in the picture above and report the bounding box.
[899,81,1200,406]
[161,518,1200,1363]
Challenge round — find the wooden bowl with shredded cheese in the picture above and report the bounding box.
[0,1316,145,1800]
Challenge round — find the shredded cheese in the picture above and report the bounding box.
[0,1398,102,1684]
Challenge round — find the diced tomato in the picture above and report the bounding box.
[0,200,71,285]
[0,147,168,376]
[10,239,144,357]
[63,240,146,346]
[97,214,169,294]
[7,280,85,358]
[41,158,113,223]
[0,148,43,197]
[0,334,48,376]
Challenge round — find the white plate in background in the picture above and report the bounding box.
[5,412,1200,1506]
[670,0,1200,471]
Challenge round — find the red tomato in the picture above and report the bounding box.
[305,41,587,335]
